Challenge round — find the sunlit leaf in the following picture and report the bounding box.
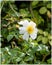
[39,7,47,14]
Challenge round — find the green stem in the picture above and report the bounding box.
[9,3,19,17]
[29,2,34,19]
[1,1,4,10]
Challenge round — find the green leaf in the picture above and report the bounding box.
[9,32,15,35]
[37,44,49,54]
[42,37,48,44]
[37,35,42,42]
[43,31,48,36]
[39,7,47,14]
[32,1,39,8]
[47,3,51,8]
[14,34,18,39]
[1,28,9,38]
[19,52,25,58]
[47,58,51,64]
[15,57,22,62]
[33,10,44,25]
[22,43,30,52]
[24,55,34,61]
[19,9,29,17]
[38,29,43,34]
[26,49,34,56]
[20,61,26,64]
[1,53,11,64]
[34,41,38,46]
[7,34,14,42]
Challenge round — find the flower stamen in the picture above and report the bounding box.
[26,25,34,34]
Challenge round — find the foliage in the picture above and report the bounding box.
[1,0,51,64]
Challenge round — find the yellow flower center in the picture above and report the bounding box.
[26,25,34,34]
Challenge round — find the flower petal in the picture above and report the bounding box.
[23,32,29,41]
[30,33,37,39]
[29,21,36,28]
[34,28,38,34]
[18,20,29,27]
[23,20,29,27]
[18,21,24,25]
[19,27,26,34]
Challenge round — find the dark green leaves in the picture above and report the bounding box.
[33,10,44,25]
[47,3,51,8]
[7,34,14,42]
[31,1,39,8]
[37,35,42,42]
[42,37,48,44]
[1,47,25,64]
[19,9,29,17]
[24,55,34,61]
[1,1,51,64]
[7,30,19,42]
[47,58,51,64]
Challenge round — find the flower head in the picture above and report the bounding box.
[18,20,38,41]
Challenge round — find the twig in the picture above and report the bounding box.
[42,55,47,62]
[42,53,50,62]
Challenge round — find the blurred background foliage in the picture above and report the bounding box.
[0,0,52,64]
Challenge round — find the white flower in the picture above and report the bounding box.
[18,20,38,41]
